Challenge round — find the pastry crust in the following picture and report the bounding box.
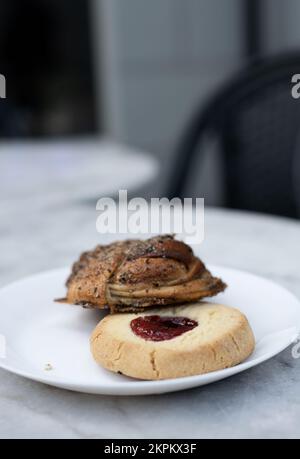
[90,303,255,380]
[58,235,226,312]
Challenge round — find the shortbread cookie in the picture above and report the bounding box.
[90,303,255,380]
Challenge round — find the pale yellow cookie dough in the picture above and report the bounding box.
[90,303,255,380]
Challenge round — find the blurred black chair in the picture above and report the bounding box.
[167,53,300,218]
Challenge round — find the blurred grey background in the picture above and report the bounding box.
[1,0,300,214]
[92,0,300,204]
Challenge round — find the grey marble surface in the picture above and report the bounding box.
[1,194,300,438]
[0,137,158,201]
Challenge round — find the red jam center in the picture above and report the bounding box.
[130,315,198,342]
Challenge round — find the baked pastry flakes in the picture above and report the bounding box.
[58,235,226,312]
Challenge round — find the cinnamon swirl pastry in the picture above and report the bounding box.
[57,235,226,312]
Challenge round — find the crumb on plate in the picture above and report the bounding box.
[44,363,53,371]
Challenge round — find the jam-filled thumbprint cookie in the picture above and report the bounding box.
[90,303,255,380]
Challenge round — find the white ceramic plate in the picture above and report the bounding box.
[0,266,299,395]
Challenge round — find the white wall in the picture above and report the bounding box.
[94,0,242,153]
[92,0,243,201]
[265,0,300,53]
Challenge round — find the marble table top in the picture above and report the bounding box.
[0,137,158,202]
[1,195,300,438]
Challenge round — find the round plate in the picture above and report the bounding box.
[0,266,299,395]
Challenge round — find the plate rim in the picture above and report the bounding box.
[0,265,299,395]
